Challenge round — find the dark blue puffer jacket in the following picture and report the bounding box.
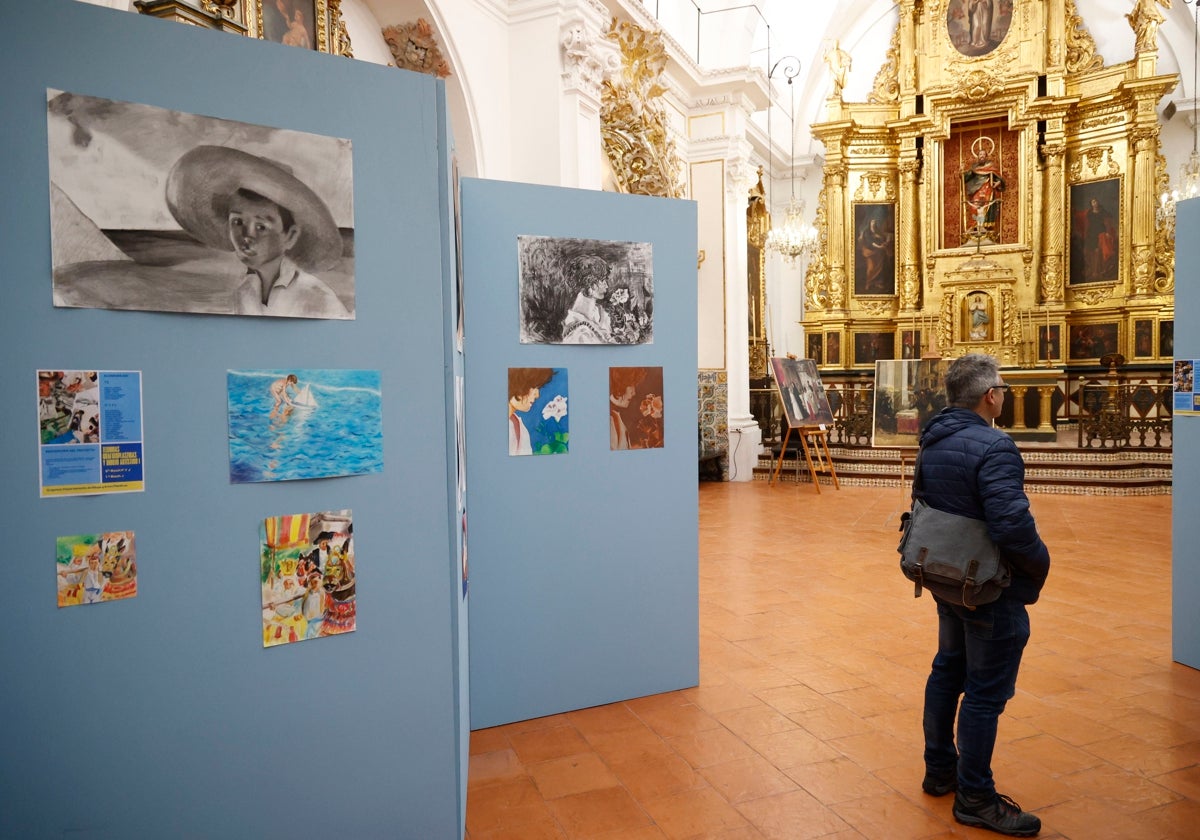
[916,407,1051,603]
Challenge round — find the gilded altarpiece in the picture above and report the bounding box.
[805,0,1176,372]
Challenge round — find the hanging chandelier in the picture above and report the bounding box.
[766,197,819,265]
[764,55,819,266]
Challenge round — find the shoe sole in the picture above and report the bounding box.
[953,810,1040,837]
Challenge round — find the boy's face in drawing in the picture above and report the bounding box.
[227,193,299,272]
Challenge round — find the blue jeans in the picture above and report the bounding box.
[923,596,1030,795]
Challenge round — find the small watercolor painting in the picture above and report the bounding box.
[609,366,664,450]
[227,369,382,482]
[508,367,569,455]
[260,509,354,647]
[56,531,137,608]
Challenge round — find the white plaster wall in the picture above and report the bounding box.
[509,8,569,186]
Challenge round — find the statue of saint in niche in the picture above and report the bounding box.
[964,292,994,342]
[962,136,1005,245]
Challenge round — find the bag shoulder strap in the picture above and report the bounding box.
[911,445,924,502]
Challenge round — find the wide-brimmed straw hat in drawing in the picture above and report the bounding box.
[166,145,342,271]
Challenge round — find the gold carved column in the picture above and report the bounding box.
[899,156,920,310]
[1131,127,1159,297]
[1040,140,1066,305]
[825,164,848,311]
[1008,386,1029,431]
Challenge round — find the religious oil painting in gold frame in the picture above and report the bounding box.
[853,332,895,367]
[1068,178,1121,286]
[825,333,841,367]
[1134,319,1155,359]
[257,0,319,49]
[945,0,1013,58]
[853,203,896,296]
[1068,322,1120,361]
[1038,325,1062,365]
[807,332,823,365]
[900,329,921,359]
[1161,321,1174,357]
[943,119,1019,249]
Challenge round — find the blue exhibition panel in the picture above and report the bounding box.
[461,178,700,728]
[1173,198,1200,671]
[0,2,465,837]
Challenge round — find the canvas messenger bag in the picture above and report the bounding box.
[897,448,1010,609]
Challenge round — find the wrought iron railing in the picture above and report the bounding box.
[824,383,874,446]
[1077,382,1173,450]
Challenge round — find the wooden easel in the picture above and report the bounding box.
[770,425,840,493]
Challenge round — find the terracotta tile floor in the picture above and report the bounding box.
[466,482,1200,839]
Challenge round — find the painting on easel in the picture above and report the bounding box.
[770,357,834,428]
[768,357,840,493]
[872,359,950,448]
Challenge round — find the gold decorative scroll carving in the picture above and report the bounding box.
[600,19,685,199]
[382,18,450,77]
[853,171,897,202]
[1068,146,1122,182]
[868,24,901,105]
[859,300,893,317]
[1064,0,1104,74]
[1073,286,1114,306]
[1154,152,1176,293]
[951,69,1006,103]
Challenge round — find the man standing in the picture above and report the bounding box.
[916,353,1050,837]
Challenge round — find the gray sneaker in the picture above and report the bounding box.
[952,790,1040,837]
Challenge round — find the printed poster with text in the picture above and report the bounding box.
[1174,359,1200,415]
[38,370,145,497]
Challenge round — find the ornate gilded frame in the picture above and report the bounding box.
[1067,320,1121,362]
[851,202,897,297]
[853,331,895,368]
[1160,321,1174,357]
[1067,176,1122,288]
[247,0,351,56]
[806,332,823,365]
[825,332,842,367]
[1133,318,1155,359]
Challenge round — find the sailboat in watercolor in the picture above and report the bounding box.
[293,383,319,410]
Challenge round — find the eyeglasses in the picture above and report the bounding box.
[990,383,1010,392]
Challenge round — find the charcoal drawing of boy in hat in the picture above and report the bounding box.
[166,145,351,319]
